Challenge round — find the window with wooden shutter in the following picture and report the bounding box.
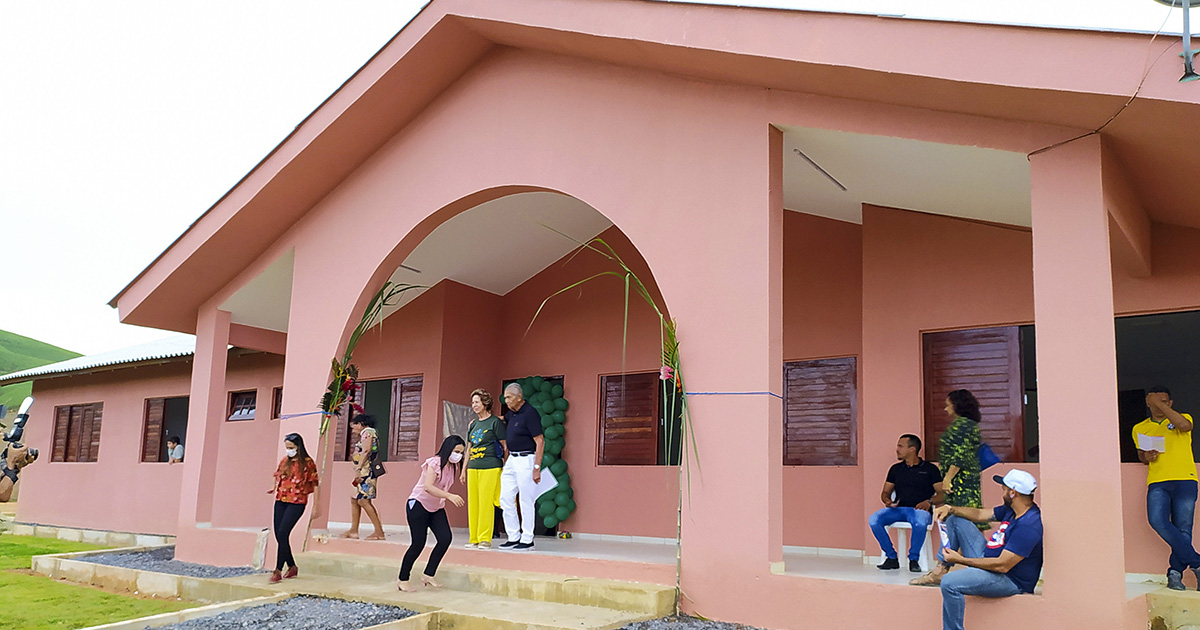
[227,390,256,421]
[923,327,1024,463]
[599,372,660,466]
[51,402,103,463]
[272,387,283,420]
[142,398,166,462]
[783,357,857,466]
[391,376,422,462]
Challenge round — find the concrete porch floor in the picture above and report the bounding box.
[309,522,1161,601]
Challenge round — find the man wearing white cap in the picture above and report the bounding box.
[925,469,1044,630]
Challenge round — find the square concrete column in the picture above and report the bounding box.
[1029,135,1126,626]
[278,242,349,532]
[176,307,231,532]
[678,125,784,616]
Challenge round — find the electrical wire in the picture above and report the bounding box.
[1028,5,1179,158]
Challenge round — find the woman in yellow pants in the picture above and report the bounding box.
[461,388,506,548]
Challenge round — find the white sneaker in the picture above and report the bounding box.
[463,543,479,549]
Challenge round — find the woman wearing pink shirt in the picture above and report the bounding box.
[398,435,466,591]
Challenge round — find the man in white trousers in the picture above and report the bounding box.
[498,382,544,550]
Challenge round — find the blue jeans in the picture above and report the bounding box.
[1147,479,1200,573]
[937,515,1021,630]
[869,507,932,561]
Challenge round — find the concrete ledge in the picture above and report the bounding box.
[78,593,290,630]
[32,547,275,604]
[11,523,174,547]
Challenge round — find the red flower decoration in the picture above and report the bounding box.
[351,403,365,415]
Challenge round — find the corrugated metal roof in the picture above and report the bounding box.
[0,335,197,385]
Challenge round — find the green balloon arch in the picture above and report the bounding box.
[515,374,575,531]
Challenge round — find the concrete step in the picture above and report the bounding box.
[220,572,653,630]
[1150,588,1200,630]
[292,551,675,617]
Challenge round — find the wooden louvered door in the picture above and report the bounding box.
[52,406,70,462]
[142,398,166,462]
[923,327,1024,463]
[783,357,857,466]
[599,372,659,466]
[391,376,423,462]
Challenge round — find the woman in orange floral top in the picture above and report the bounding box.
[268,432,319,583]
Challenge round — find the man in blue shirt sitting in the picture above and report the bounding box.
[930,469,1043,630]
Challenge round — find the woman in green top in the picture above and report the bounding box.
[940,389,982,512]
[911,388,983,586]
[462,388,506,549]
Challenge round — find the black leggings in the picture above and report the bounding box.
[399,499,452,581]
[273,500,307,571]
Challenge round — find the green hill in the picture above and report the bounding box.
[0,330,81,416]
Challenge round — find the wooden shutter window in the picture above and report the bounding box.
[599,372,660,466]
[52,406,70,462]
[272,387,283,420]
[784,357,857,466]
[391,376,422,462]
[922,327,1024,463]
[52,402,103,463]
[142,398,166,462]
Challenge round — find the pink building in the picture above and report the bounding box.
[10,1,1200,627]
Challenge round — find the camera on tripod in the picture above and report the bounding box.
[3,397,38,461]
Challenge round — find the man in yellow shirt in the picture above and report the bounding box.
[1133,386,1199,591]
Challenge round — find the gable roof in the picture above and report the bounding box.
[110,0,1200,335]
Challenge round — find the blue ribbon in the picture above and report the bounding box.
[685,391,783,400]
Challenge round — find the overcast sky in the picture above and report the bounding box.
[0,0,1188,357]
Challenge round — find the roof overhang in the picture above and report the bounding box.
[110,0,1200,334]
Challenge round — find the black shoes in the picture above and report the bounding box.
[499,540,520,549]
[909,560,922,573]
[513,541,535,551]
[877,557,900,570]
[1168,569,1186,591]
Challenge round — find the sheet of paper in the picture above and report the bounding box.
[535,469,559,500]
[1137,434,1166,453]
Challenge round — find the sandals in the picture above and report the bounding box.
[909,566,947,587]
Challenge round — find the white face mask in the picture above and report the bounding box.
[285,448,298,458]
[448,452,463,464]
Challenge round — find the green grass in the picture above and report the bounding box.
[0,536,195,630]
[0,329,81,419]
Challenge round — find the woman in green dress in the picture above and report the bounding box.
[911,388,982,586]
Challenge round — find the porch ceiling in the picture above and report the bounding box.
[110,0,1200,335]
[781,126,1031,226]
[380,192,612,317]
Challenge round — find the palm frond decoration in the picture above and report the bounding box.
[529,227,696,614]
[303,280,423,551]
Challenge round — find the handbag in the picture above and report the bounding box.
[978,442,1002,471]
[369,457,387,478]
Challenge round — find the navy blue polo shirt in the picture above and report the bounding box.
[505,400,543,453]
[984,503,1044,594]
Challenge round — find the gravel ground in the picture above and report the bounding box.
[619,615,767,630]
[147,596,415,630]
[82,546,260,579]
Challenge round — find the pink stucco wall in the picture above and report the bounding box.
[781,211,864,549]
[19,352,283,535]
